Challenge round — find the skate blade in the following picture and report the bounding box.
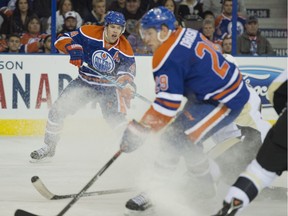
[29,157,53,163]
[124,207,155,216]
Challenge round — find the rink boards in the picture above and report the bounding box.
[0,55,286,135]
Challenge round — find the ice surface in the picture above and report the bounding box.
[0,118,287,216]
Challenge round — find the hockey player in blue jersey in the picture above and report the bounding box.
[117,6,252,214]
[30,11,136,161]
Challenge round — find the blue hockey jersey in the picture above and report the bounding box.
[151,27,249,118]
[55,25,136,86]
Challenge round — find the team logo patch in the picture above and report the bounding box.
[239,66,284,106]
[91,50,115,73]
[227,21,244,35]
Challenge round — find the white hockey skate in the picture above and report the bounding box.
[213,198,243,216]
[30,144,56,162]
[124,193,154,216]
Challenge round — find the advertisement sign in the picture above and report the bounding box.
[0,55,286,135]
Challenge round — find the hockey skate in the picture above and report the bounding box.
[124,193,154,216]
[213,198,243,216]
[30,144,56,162]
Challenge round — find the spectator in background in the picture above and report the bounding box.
[107,0,126,12]
[84,0,106,26]
[0,35,8,52]
[71,0,92,19]
[122,0,145,37]
[140,0,162,12]
[0,11,9,36]
[19,15,47,53]
[5,33,21,53]
[41,34,51,53]
[202,18,222,51]
[178,0,204,21]
[7,0,36,35]
[46,0,82,34]
[0,0,17,18]
[0,0,10,9]
[32,0,51,33]
[222,34,232,54]
[202,10,215,22]
[203,0,246,17]
[215,0,246,39]
[163,0,185,27]
[57,11,77,36]
[237,15,274,56]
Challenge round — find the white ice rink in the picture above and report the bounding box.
[0,118,287,216]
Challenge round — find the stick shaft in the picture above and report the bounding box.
[32,175,134,200]
[56,149,122,216]
[82,63,152,104]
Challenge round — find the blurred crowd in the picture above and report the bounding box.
[0,0,275,55]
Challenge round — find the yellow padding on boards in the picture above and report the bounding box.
[0,119,276,136]
[0,120,46,136]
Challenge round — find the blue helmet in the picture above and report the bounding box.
[104,11,126,28]
[140,6,176,31]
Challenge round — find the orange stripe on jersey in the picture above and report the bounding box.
[81,25,104,40]
[81,25,134,56]
[155,98,181,109]
[187,105,229,142]
[140,106,173,132]
[153,27,183,69]
[118,35,134,56]
[200,34,222,53]
[213,73,243,100]
[54,37,72,53]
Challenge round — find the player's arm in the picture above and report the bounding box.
[119,57,184,152]
[116,58,137,108]
[140,105,173,132]
[119,98,180,153]
[55,30,84,67]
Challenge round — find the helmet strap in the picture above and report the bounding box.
[157,29,172,43]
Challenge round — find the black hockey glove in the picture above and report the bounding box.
[120,120,150,153]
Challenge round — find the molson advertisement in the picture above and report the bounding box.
[0,55,286,135]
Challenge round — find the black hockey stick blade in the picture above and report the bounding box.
[15,209,40,216]
[31,175,134,200]
[16,149,123,216]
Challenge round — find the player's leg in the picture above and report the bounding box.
[30,78,97,161]
[180,100,241,208]
[213,109,287,216]
[125,125,183,214]
[211,86,271,185]
[99,86,128,128]
[124,99,242,214]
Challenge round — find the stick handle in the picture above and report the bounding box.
[56,149,122,216]
[82,63,152,104]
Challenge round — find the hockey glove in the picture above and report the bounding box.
[120,120,150,153]
[65,43,84,67]
[117,75,136,108]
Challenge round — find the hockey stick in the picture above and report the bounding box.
[82,62,152,104]
[15,149,123,216]
[31,175,134,200]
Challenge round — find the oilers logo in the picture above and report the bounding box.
[227,21,244,35]
[91,50,115,73]
[239,66,284,107]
